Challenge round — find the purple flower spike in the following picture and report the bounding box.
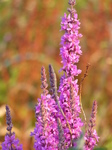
[1,105,23,150]
[84,101,99,150]
[31,66,58,150]
[58,0,83,148]
[60,4,82,76]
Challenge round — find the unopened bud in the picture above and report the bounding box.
[68,0,76,6]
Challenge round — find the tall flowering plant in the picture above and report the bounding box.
[1,0,99,150]
[31,0,99,149]
[58,0,83,148]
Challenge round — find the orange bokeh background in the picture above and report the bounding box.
[0,0,112,149]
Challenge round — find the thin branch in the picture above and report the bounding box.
[79,63,90,131]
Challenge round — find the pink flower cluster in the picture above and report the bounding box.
[58,2,84,148]
[31,94,59,150]
[31,66,59,150]
[60,12,82,76]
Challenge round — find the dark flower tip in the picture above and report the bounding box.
[90,100,97,127]
[68,0,76,6]
[49,64,55,85]
[6,105,13,134]
[49,65,56,88]
[49,64,57,99]
[41,66,48,95]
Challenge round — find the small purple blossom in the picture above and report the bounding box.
[1,105,23,150]
[2,134,23,150]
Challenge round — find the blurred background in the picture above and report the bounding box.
[0,0,112,149]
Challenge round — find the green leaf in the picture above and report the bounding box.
[94,148,107,150]
[68,148,78,150]
[68,134,84,150]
